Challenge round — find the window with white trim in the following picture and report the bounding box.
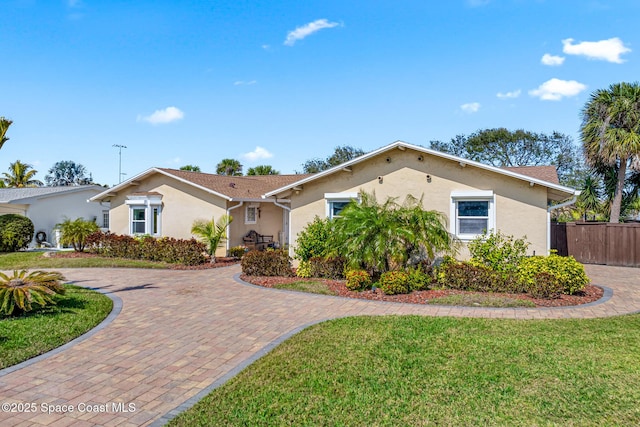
[245,206,258,224]
[125,194,163,236]
[102,210,110,229]
[450,191,495,240]
[325,192,359,219]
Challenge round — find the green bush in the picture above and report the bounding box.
[296,260,312,278]
[241,249,293,277]
[309,256,346,279]
[436,261,521,293]
[526,272,564,299]
[378,271,410,295]
[57,217,99,252]
[407,266,433,291]
[294,216,333,262]
[0,214,34,252]
[0,270,66,316]
[468,231,529,279]
[228,246,247,258]
[517,254,589,295]
[345,269,372,291]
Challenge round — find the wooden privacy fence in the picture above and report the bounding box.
[551,222,640,267]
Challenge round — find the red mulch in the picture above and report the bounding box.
[48,252,240,269]
[240,274,604,308]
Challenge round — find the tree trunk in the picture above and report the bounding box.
[609,158,627,223]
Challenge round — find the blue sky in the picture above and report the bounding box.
[3,0,639,186]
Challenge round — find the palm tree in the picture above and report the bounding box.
[180,165,201,172]
[216,159,243,176]
[581,82,640,223]
[247,165,280,175]
[577,175,603,221]
[0,117,12,150]
[2,161,43,188]
[191,215,233,263]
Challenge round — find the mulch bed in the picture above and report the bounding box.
[241,275,604,308]
[47,252,240,270]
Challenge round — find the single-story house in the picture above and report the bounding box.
[0,185,109,248]
[90,141,579,259]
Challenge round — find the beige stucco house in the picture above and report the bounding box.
[90,141,579,259]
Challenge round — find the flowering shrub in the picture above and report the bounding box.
[378,271,410,295]
[345,269,372,291]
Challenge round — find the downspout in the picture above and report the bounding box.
[546,193,579,254]
[273,199,291,256]
[227,201,244,253]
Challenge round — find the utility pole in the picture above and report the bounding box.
[113,144,127,184]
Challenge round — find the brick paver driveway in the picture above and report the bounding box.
[1,263,639,426]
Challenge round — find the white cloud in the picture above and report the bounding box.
[562,37,631,63]
[242,146,273,162]
[284,19,340,46]
[496,89,521,100]
[233,80,257,86]
[541,53,565,66]
[137,106,184,125]
[460,102,481,113]
[529,78,587,101]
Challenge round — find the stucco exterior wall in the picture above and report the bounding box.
[288,148,549,260]
[227,202,285,249]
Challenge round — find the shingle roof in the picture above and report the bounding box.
[0,185,105,203]
[501,166,560,184]
[155,169,313,199]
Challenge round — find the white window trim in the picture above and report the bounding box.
[450,191,495,241]
[325,192,359,219]
[125,196,162,236]
[245,205,258,224]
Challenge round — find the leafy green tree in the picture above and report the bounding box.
[191,215,233,263]
[301,146,365,173]
[0,117,12,151]
[216,159,243,176]
[2,161,42,188]
[45,160,93,186]
[180,165,201,172]
[581,82,640,223]
[247,165,280,175]
[430,128,583,186]
[57,217,100,252]
[328,191,455,274]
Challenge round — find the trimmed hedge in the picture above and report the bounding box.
[517,254,588,295]
[0,214,34,252]
[241,249,293,277]
[309,256,346,279]
[86,231,206,265]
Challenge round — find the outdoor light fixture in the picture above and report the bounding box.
[426,174,432,183]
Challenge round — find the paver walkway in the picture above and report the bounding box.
[1,263,639,426]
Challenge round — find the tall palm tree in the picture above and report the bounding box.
[581,82,640,223]
[216,158,243,176]
[2,161,43,188]
[0,117,12,150]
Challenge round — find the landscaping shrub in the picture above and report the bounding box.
[0,270,66,316]
[309,256,346,279]
[345,269,372,291]
[526,272,564,299]
[57,217,100,252]
[86,231,206,265]
[228,246,246,258]
[378,271,410,295]
[436,261,520,293]
[294,216,332,262]
[241,249,293,277]
[0,214,34,252]
[407,266,433,291]
[517,254,589,295]
[468,230,529,279]
[295,260,312,278]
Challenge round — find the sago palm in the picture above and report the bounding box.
[191,215,233,263]
[581,82,640,223]
[0,270,66,316]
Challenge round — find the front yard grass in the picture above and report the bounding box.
[0,251,174,270]
[0,285,113,369]
[170,314,640,426]
[273,280,336,296]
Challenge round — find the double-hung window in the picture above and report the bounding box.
[325,193,359,219]
[245,205,258,224]
[450,191,495,240]
[125,194,163,236]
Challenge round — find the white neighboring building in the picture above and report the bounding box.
[0,185,109,248]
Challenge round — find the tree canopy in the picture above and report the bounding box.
[301,146,365,173]
[216,159,243,176]
[45,160,93,186]
[247,165,280,175]
[0,117,12,151]
[180,165,201,172]
[429,128,583,186]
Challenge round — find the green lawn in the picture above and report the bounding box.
[171,315,640,427]
[0,251,174,270]
[0,285,113,369]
